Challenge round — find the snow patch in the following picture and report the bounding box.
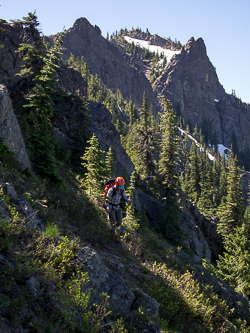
[124,36,181,64]
[218,144,230,156]
[178,127,230,161]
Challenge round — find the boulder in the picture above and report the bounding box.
[18,199,44,231]
[132,290,160,320]
[77,247,135,315]
[26,276,40,296]
[2,182,17,201]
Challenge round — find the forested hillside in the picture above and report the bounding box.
[0,12,250,333]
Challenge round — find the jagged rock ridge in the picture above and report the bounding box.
[153,37,250,151]
[58,18,155,109]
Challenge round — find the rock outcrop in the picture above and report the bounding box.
[0,85,31,169]
[193,265,250,322]
[77,246,159,319]
[178,188,223,262]
[1,182,44,231]
[134,186,215,262]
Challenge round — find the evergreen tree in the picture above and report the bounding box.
[124,171,140,231]
[216,223,250,298]
[180,159,190,195]
[105,146,115,178]
[127,99,138,125]
[158,98,181,241]
[192,124,199,140]
[134,92,156,176]
[188,141,200,202]
[149,103,161,162]
[81,134,106,201]
[217,155,244,238]
[198,150,214,214]
[16,11,44,79]
[23,34,63,181]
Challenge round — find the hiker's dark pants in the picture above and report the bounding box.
[109,207,122,226]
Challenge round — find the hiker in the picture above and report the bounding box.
[105,177,131,230]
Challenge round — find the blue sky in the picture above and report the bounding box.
[1,0,250,103]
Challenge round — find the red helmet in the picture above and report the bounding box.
[115,177,125,188]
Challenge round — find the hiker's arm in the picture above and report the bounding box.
[122,190,131,204]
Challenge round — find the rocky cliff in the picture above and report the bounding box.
[153,37,250,151]
[57,18,155,109]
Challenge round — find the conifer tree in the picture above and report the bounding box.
[188,141,200,202]
[198,150,214,213]
[212,151,221,206]
[158,97,181,241]
[81,134,106,201]
[124,171,140,231]
[216,223,250,298]
[24,34,63,181]
[149,103,161,162]
[105,146,115,178]
[127,100,138,125]
[134,92,156,176]
[217,155,244,238]
[180,159,190,195]
[16,11,44,79]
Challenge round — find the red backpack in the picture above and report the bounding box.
[103,177,116,197]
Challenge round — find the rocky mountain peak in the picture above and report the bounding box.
[72,17,102,36]
[185,37,207,58]
[58,19,155,108]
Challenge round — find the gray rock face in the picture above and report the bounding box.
[178,189,223,262]
[0,85,31,169]
[0,20,23,88]
[134,187,164,228]
[51,96,134,178]
[57,18,155,108]
[135,187,212,261]
[153,37,250,151]
[57,63,88,96]
[87,101,134,177]
[179,210,211,262]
